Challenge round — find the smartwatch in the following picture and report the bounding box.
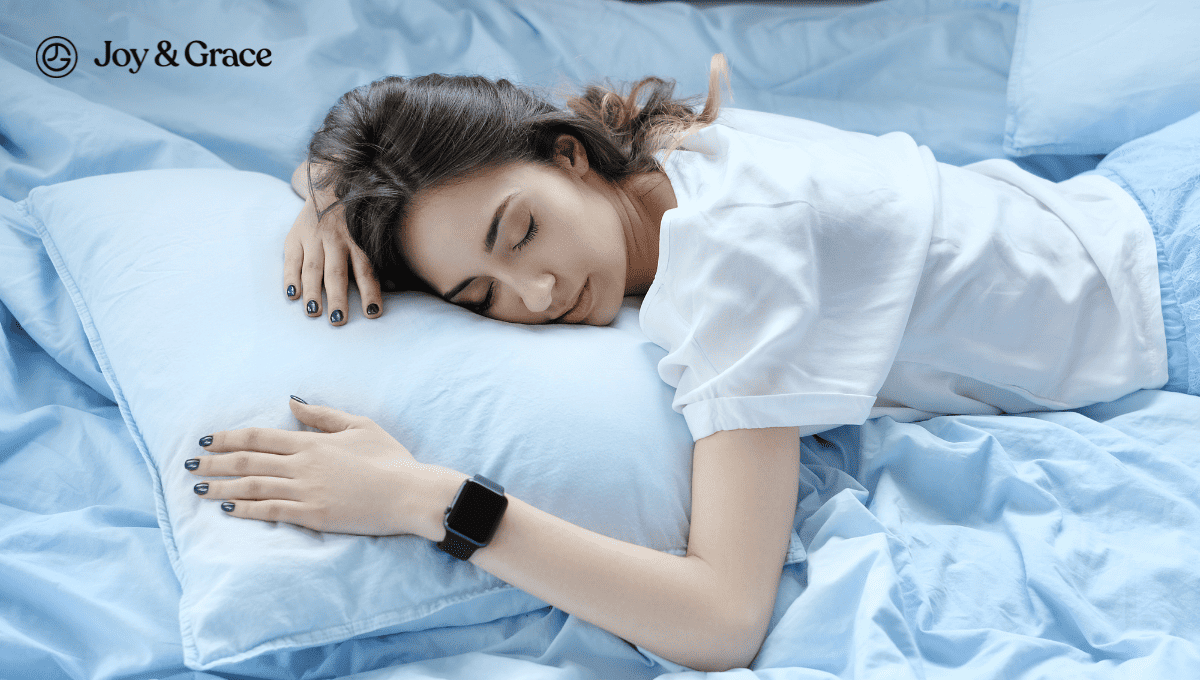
[437,474,508,561]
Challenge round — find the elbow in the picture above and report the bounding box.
[686,604,770,672]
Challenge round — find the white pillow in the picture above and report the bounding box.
[19,169,806,670]
[1003,0,1200,157]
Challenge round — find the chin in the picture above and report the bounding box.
[589,292,622,326]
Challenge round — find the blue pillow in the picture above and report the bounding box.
[1004,0,1200,157]
[18,169,804,670]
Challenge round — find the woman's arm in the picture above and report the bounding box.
[284,161,383,324]
[190,401,799,672]
[442,426,801,671]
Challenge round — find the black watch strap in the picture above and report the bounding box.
[437,530,483,561]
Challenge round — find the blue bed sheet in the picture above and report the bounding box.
[3,1,1196,678]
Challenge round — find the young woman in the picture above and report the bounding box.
[185,58,1199,671]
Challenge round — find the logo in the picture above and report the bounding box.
[36,36,77,78]
[36,36,274,77]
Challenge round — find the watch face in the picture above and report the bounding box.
[446,479,507,544]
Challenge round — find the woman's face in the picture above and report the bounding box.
[401,138,631,326]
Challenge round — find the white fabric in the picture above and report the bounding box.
[641,109,1167,441]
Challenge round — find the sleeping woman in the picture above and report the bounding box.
[184,56,1199,671]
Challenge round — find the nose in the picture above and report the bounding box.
[514,272,554,313]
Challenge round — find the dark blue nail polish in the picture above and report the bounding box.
[184,458,200,471]
[198,435,213,447]
[194,483,209,495]
[330,309,343,323]
[287,284,296,298]
[290,395,307,404]
[366,303,379,316]
[307,299,318,315]
[221,501,235,512]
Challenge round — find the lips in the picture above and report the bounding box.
[558,278,592,324]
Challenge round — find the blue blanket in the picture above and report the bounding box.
[3,1,1197,678]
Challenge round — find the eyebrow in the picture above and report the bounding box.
[441,191,518,302]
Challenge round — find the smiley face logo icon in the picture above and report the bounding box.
[37,36,77,78]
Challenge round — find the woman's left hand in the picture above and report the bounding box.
[187,398,439,536]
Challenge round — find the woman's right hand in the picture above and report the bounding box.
[284,192,384,326]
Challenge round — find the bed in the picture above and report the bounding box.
[2,0,1199,678]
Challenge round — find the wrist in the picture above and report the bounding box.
[406,464,469,542]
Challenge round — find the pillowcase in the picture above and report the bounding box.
[19,169,805,670]
[1003,0,1200,157]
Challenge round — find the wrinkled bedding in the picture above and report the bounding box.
[3,1,1197,679]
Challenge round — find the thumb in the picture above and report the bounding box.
[289,395,357,433]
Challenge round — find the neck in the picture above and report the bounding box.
[616,170,676,296]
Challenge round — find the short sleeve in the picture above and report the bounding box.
[640,119,938,441]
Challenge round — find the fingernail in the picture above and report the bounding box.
[221,502,235,512]
[184,458,200,471]
[287,284,296,298]
[330,309,343,323]
[198,435,213,447]
[307,299,318,315]
[366,303,379,316]
[194,483,209,495]
[290,395,307,404]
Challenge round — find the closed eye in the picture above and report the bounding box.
[471,281,496,315]
[468,215,534,315]
[514,214,537,250]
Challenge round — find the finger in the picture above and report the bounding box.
[217,498,306,525]
[348,245,384,319]
[187,449,295,478]
[200,426,305,454]
[300,237,325,318]
[323,241,351,326]
[195,475,301,501]
[289,397,368,433]
[283,225,303,301]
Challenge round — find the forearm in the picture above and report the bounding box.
[410,466,763,672]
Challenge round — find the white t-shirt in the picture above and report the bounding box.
[640,109,1167,441]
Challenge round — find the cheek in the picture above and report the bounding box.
[587,203,627,264]
[555,179,625,270]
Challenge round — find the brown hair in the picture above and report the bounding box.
[306,55,728,293]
